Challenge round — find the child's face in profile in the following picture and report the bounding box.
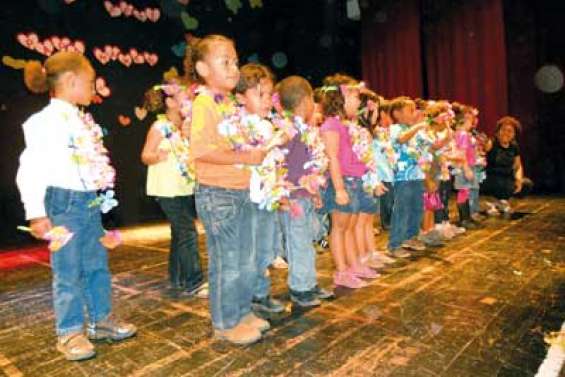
[300,94,315,124]
[310,102,324,127]
[395,104,415,125]
[344,90,361,120]
[70,66,95,106]
[238,78,273,118]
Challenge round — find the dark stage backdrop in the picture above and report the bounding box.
[0,0,361,247]
[362,0,565,195]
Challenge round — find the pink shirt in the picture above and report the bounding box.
[321,116,367,177]
[455,130,476,167]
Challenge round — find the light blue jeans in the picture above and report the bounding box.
[45,187,112,336]
[195,185,255,330]
[252,205,280,299]
[279,197,317,293]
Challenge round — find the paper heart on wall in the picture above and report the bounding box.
[93,48,110,65]
[134,106,147,120]
[95,77,111,97]
[180,11,199,30]
[16,33,39,50]
[133,54,145,64]
[171,41,186,57]
[144,52,158,66]
[146,8,160,22]
[118,115,131,126]
[118,53,132,67]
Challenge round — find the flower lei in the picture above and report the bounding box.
[343,119,380,193]
[70,111,117,213]
[155,114,195,184]
[273,113,329,195]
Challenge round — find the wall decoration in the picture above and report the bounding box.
[92,46,158,66]
[249,0,263,8]
[225,0,243,15]
[103,1,161,23]
[16,33,85,56]
[134,106,148,121]
[118,115,132,126]
[180,11,199,30]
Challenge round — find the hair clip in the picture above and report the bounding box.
[319,85,338,93]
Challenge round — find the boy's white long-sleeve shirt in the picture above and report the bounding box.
[16,98,98,220]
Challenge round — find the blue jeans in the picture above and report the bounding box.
[279,197,317,292]
[469,188,480,215]
[388,180,424,250]
[252,205,280,299]
[155,195,203,291]
[195,185,255,330]
[45,187,112,336]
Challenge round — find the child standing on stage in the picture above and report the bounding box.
[230,63,285,314]
[189,35,268,345]
[375,100,396,231]
[141,80,207,298]
[387,97,428,256]
[274,76,334,306]
[320,74,380,289]
[16,51,136,361]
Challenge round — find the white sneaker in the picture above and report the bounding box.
[447,222,466,235]
[272,256,288,269]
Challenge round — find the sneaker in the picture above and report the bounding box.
[435,223,454,240]
[56,333,96,361]
[401,239,426,251]
[272,256,288,269]
[360,254,385,269]
[446,223,466,235]
[289,289,321,307]
[87,317,137,342]
[387,248,411,258]
[252,296,285,313]
[334,270,368,289]
[313,285,335,300]
[186,282,209,299]
[350,265,380,279]
[214,322,261,345]
[458,220,479,229]
[471,213,487,222]
[418,231,446,247]
[370,251,396,264]
[240,312,270,332]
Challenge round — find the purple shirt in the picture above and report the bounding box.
[284,132,311,198]
[320,116,367,177]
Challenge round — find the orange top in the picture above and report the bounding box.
[189,92,250,189]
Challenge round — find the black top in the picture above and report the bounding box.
[486,140,520,178]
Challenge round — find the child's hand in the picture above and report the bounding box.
[312,194,323,209]
[156,149,168,162]
[514,179,523,194]
[374,183,388,197]
[335,189,350,205]
[245,149,266,165]
[464,167,474,181]
[30,217,53,239]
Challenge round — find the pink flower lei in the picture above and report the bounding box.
[343,119,380,193]
[71,111,117,213]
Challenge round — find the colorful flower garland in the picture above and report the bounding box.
[154,114,195,185]
[70,111,117,213]
[343,119,380,193]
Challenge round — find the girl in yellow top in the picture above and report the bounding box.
[141,80,206,298]
[189,35,267,345]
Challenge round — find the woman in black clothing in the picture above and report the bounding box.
[481,116,533,215]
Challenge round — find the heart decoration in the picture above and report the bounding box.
[118,53,132,67]
[92,95,103,105]
[103,1,160,23]
[134,106,147,121]
[118,115,131,127]
[16,32,85,57]
[180,11,199,30]
[95,77,111,97]
[177,0,190,5]
[63,0,76,4]
[171,41,186,57]
[92,45,158,67]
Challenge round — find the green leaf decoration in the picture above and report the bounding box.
[249,0,263,8]
[180,11,199,30]
[225,0,242,14]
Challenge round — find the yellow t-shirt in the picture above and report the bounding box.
[189,93,250,190]
[147,120,194,197]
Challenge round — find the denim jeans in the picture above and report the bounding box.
[469,188,480,215]
[279,197,317,293]
[252,205,280,299]
[195,185,255,330]
[379,181,394,228]
[155,195,203,291]
[388,180,424,250]
[45,187,112,336]
[434,180,451,223]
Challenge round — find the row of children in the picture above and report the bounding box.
[15,32,513,358]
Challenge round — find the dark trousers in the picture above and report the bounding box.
[379,181,394,229]
[156,195,203,290]
[480,176,533,200]
[434,180,451,223]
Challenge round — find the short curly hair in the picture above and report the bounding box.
[496,116,521,134]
